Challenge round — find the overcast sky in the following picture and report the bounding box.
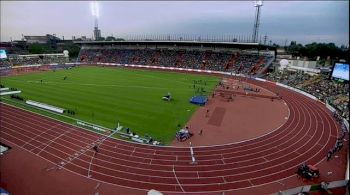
[1,1,349,46]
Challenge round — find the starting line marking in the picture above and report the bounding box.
[36,128,73,155]
[56,129,119,170]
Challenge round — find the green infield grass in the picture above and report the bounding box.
[1,66,220,144]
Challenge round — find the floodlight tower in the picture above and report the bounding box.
[252,0,263,43]
[91,1,101,41]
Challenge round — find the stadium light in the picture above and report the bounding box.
[254,0,263,7]
[252,0,263,43]
[90,1,99,18]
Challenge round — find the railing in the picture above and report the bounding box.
[274,180,348,195]
[120,34,258,43]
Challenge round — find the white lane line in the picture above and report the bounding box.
[1,97,338,186]
[1,102,320,175]
[262,157,269,162]
[88,152,97,177]
[37,129,73,155]
[248,179,254,186]
[221,159,225,164]
[189,144,196,164]
[276,180,285,186]
[22,124,60,147]
[222,176,227,183]
[2,106,326,179]
[173,166,185,192]
[0,87,338,192]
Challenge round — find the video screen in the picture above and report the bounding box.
[331,62,349,81]
[0,50,7,59]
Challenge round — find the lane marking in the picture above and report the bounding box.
[22,124,60,147]
[173,166,185,192]
[37,129,73,155]
[88,152,97,178]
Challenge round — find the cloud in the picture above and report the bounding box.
[1,1,348,46]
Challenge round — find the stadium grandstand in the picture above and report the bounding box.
[267,70,349,121]
[8,53,69,66]
[1,39,348,122]
[75,41,276,76]
[1,1,349,195]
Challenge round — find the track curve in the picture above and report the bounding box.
[0,78,339,193]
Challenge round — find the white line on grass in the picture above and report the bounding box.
[11,79,191,91]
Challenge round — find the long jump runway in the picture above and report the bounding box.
[0,80,340,194]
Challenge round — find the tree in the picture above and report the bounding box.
[65,44,80,58]
[287,43,304,57]
[28,43,53,54]
[290,41,297,46]
[58,42,80,58]
[97,37,106,41]
[105,36,116,41]
[272,43,280,47]
[285,42,349,61]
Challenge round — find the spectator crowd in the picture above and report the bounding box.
[1,55,73,67]
[266,70,349,121]
[78,48,273,75]
[1,47,273,76]
[0,59,11,68]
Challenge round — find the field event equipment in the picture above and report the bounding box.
[297,163,320,180]
[162,92,172,101]
[176,129,193,142]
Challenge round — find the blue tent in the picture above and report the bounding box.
[190,96,207,106]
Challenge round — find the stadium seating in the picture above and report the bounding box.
[77,48,273,75]
[0,59,11,67]
[7,55,69,66]
[267,70,349,121]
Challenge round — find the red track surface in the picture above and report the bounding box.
[0,79,341,194]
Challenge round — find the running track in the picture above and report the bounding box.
[0,79,339,193]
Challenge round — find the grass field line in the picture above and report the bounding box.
[1,101,185,148]
[0,100,125,141]
[0,98,119,137]
[1,97,82,123]
[129,70,192,85]
[1,67,220,144]
[4,79,197,91]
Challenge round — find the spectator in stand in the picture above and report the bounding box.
[78,47,273,76]
[266,70,349,121]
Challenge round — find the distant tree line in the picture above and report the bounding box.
[27,36,125,58]
[29,43,55,54]
[28,43,80,58]
[286,41,349,61]
[96,36,125,41]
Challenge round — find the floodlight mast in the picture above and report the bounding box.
[91,1,101,40]
[91,1,99,29]
[95,17,98,29]
[252,0,263,43]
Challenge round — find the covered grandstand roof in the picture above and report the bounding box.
[73,40,276,51]
[24,34,61,44]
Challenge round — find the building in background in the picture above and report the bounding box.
[24,34,61,48]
